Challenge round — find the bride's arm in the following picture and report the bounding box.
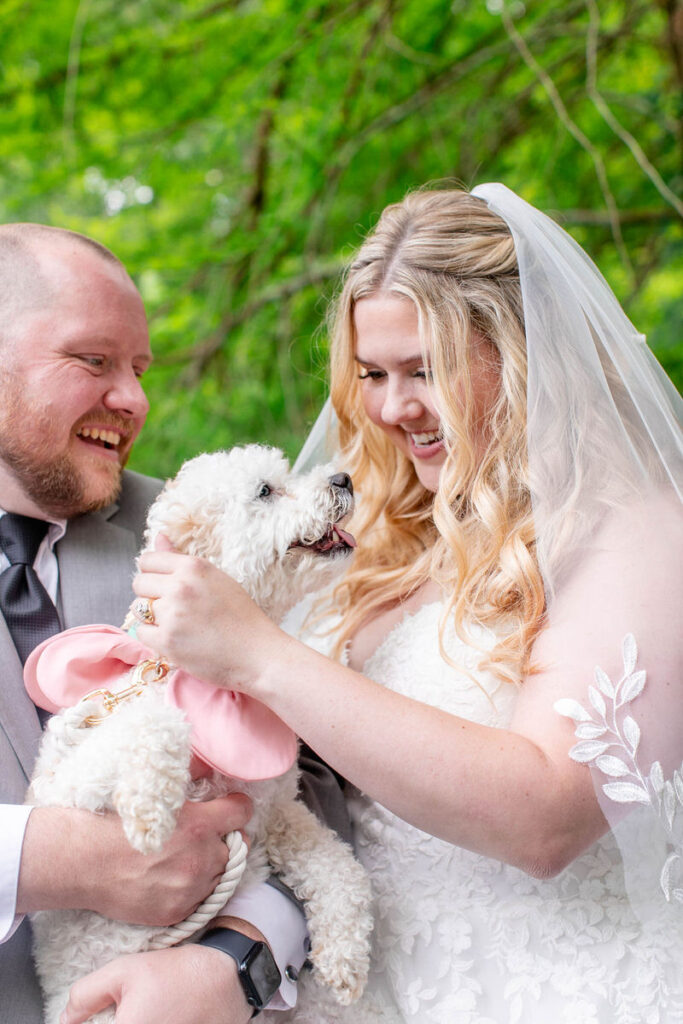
[260,632,603,877]
[132,507,680,877]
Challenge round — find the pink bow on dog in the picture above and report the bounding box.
[24,624,297,780]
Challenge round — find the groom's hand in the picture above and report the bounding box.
[59,944,253,1024]
[18,795,252,926]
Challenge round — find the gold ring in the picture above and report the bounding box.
[132,596,156,626]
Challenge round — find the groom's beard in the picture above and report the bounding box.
[0,380,127,519]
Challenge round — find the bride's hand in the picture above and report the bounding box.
[131,543,281,694]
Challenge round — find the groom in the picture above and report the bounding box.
[0,224,331,1022]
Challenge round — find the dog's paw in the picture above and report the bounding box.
[308,944,370,1006]
[306,882,373,1004]
[114,774,182,853]
[118,799,177,853]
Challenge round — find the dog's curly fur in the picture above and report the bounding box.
[27,446,373,1024]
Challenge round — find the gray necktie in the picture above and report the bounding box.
[0,513,62,665]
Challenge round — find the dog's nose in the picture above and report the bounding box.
[329,472,353,496]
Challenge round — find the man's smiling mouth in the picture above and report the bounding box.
[76,426,124,451]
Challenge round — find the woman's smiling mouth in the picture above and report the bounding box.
[406,427,444,459]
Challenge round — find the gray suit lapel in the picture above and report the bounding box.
[0,615,42,779]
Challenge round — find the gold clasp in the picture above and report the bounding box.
[81,658,170,726]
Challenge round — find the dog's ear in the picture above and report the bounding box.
[160,505,222,562]
[142,477,176,552]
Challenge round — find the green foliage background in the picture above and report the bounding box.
[2,0,681,476]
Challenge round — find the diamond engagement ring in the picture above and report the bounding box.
[132,597,157,625]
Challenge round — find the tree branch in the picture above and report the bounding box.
[62,0,94,160]
[585,0,682,220]
[555,207,679,225]
[500,3,634,280]
[299,2,589,240]
[654,0,683,90]
[166,259,344,376]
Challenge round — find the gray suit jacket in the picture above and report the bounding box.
[0,469,162,1024]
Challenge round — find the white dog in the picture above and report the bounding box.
[25,446,373,1024]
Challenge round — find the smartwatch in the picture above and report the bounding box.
[199,927,282,1016]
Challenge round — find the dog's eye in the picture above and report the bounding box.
[257,483,272,499]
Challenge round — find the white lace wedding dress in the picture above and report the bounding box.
[288,600,683,1024]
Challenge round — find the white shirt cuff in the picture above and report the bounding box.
[226,881,309,1009]
[0,804,33,943]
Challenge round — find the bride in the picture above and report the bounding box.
[133,184,682,1022]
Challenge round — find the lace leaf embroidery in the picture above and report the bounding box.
[554,633,683,903]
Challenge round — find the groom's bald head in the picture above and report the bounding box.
[0,224,124,346]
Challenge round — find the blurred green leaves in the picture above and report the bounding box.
[1,0,680,476]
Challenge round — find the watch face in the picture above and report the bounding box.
[245,944,281,1002]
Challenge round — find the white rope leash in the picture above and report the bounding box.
[147,830,248,950]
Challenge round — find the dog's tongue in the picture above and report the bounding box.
[336,526,356,548]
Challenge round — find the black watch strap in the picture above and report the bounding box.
[198,927,281,1017]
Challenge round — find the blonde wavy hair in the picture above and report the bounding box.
[325,187,545,684]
